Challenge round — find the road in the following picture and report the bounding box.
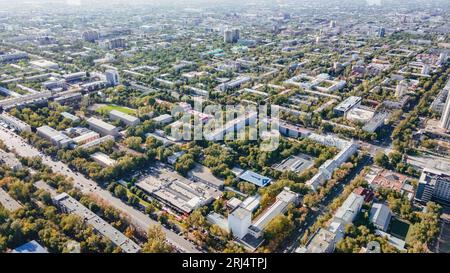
[282,154,372,253]
[0,127,201,253]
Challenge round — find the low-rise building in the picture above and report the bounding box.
[61,112,80,123]
[54,92,82,106]
[53,193,140,253]
[152,114,173,125]
[334,96,362,116]
[87,117,119,136]
[79,135,115,149]
[0,150,22,170]
[0,187,23,212]
[247,188,299,238]
[12,240,48,253]
[369,203,392,231]
[0,112,31,132]
[90,152,117,167]
[72,131,100,145]
[36,125,73,148]
[297,228,338,253]
[109,109,140,126]
[332,192,364,225]
[238,170,272,187]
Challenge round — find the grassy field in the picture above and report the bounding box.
[96,104,137,115]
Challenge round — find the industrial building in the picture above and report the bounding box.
[272,153,314,174]
[136,169,222,215]
[87,117,119,136]
[188,164,224,189]
[53,193,141,253]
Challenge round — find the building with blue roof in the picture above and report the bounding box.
[12,240,48,253]
[239,170,272,187]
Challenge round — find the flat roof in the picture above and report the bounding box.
[12,240,48,253]
[272,153,314,173]
[87,117,117,131]
[54,193,140,253]
[109,109,139,123]
[239,170,271,187]
[189,164,224,188]
[0,187,22,212]
[334,96,362,112]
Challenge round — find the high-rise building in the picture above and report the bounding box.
[438,52,448,66]
[105,69,120,86]
[224,29,233,43]
[82,30,99,43]
[378,27,385,37]
[415,168,450,205]
[224,28,240,43]
[329,20,336,28]
[232,28,240,42]
[440,90,450,131]
[395,80,408,99]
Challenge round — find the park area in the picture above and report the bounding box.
[95,104,137,115]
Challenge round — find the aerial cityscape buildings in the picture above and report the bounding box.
[0,0,448,259]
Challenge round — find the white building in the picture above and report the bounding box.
[105,69,120,86]
[0,113,31,132]
[369,203,392,232]
[247,188,299,238]
[90,152,117,167]
[87,117,119,136]
[306,135,358,191]
[440,89,450,131]
[297,228,338,253]
[36,126,73,148]
[332,192,364,225]
[109,110,140,126]
[228,207,252,239]
[152,114,173,125]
